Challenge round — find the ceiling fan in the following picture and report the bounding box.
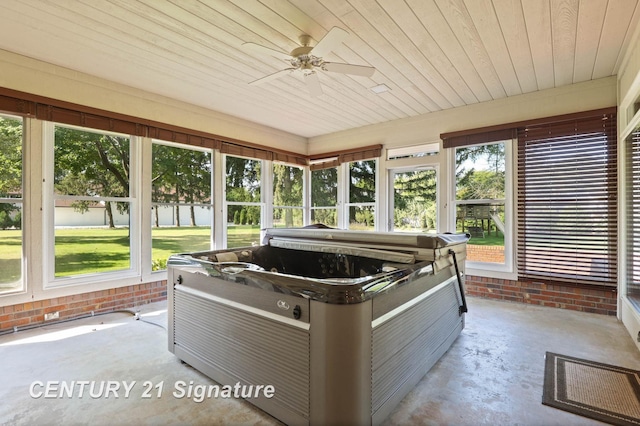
[243,27,376,97]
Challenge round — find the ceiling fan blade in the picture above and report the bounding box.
[304,72,323,97]
[310,27,349,58]
[322,62,375,77]
[248,68,295,85]
[242,42,291,60]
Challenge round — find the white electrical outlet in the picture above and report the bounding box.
[44,311,60,321]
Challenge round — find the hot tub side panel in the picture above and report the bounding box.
[168,268,311,425]
[370,270,465,425]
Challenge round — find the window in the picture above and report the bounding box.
[392,168,437,233]
[627,123,640,302]
[225,155,262,248]
[273,163,303,228]
[517,112,617,286]
[310,167,338,227]
[0,114,23,294]
[50,125,135,279]
[348,160,376,230]
[455,142,508,266]
[387,143,439,160]
[151,142,212,271]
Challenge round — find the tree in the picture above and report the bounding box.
[0,116,22,197]
[179,150,212,226]
[349,160,376,203]
[273,164,303,227]
[311,167,337,207]
[152,144,181,227]
[0,116,22,229]
[225,156,261,225]
[152,144,211,227]
[54,127,130,228]
[455,144,505,200]
[455,144,506,234]
[310,167,338,227]
[393,170,437,230]
[348,160,376,227]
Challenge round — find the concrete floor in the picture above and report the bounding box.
[1,297,639,426]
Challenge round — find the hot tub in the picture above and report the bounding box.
[167,228,469,425]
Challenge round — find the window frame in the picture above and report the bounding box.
[450,139,515,277]
[625,124,640,304]
[309,165,339,228]
[150,139,214,271]
[388,165,439,234]
[272,161,305,229]
[222,153,265,248]
[43,122,141,287]
[0,113,25,295]
[345,158,378,231]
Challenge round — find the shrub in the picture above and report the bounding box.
[152,258,167,271]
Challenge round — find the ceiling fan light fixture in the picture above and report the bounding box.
[370,83,391,94]
[244,27,376,96]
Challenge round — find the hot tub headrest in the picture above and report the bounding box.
[263,228,469,249]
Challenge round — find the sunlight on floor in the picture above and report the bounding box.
[0,322,126,346]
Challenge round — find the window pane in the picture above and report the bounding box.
[0,203,22,293]
[393,169,437,233]
[0,115,23,293]
[273,164,303,207]
[54,202,131,277]
[311,168,337,207]
[455,142,508,265]
[349,160,376,203]
[152,144,211,204]
[54,127,130,198]
[0,115,22,196]
[152,210,212,271]
[311,208,337,227]
[455,144,505,200]
[456,203,505,264]
[273,208,303,228]
[151,143,213,271]
[227,205,261,248]
[226,157,261,202]
[53,126,132,278]
[225,156,262,248]
[349,205,375,230]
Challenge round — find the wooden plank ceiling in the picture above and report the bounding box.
[0,0,638,138]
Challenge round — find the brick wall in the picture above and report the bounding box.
[464,244,617,316]
[0,261,619,333]
[465,275,617,316]
[0,280,167,333]
[467,244,505,263]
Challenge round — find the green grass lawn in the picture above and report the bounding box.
[0,225,262,286]
[0,224,502,288]
[0,229,21,289]
[457,230,505,246]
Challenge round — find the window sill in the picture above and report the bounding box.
[465,265,517,281]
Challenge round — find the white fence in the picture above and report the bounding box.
[55,205,213,227]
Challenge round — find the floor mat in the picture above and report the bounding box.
[543,352,640,426]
